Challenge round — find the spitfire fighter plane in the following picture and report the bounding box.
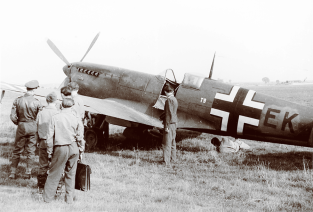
[2,33,313,149]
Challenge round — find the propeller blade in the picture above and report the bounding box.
[47,39,70,65]
[58,77,70,90]
[208,52,216,79]
[80,32,100,62]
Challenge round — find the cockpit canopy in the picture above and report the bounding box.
[181,73,205,90]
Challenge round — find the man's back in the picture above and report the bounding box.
[37,105,59,140]
[11,93,42,124]
[164,95,178,125]
[51,108,83,145]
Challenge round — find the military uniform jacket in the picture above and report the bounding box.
[163,94,178,128]
[46,108,84,155]
[73,95,85,119]
[10,93,42,125]
[36,105,59,148]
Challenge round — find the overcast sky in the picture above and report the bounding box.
[1,0,312,85]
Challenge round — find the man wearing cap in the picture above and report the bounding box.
[9,80,42,179]
[43,98,84,203]
[56,86,84,194]
[161,84,178,166]
[60,85,84,156]
[35,92,59,193]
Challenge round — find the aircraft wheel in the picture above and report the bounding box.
[84,129,98,151]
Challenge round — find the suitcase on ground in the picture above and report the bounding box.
[75,161,91,191]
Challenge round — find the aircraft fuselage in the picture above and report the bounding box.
[64,62,313,148]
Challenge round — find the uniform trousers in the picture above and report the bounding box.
[39,146,49,176]
[43,142,79,203]
[162,123,177,164]
[11,121,37,168]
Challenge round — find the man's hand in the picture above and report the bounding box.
[165,128,169,133]
[78,152,83,162]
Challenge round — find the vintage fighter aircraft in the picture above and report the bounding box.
[2,33,313,149]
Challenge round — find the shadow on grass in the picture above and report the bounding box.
[89,129,203,153]
[242,150,313,171]
[176,129,202,142]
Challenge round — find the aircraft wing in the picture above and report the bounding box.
[79,96,217,130]
[1,82,212,130]
[79,96,164,128]
[0,82,97,113]
[0,82,62,105]
[0,82,27,93]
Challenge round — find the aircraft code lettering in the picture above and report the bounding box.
[210,86,265,135]
[264,108,280,129]
[282,112,298,133]
[263,108,298,133]
[200,98,206,103]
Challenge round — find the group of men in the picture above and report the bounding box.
[7,78,245,202]
[9,80,85,204]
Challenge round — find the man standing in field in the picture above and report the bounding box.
[68,82,86,153]
[9,80,42,179]
[43,98,84,203]
[161,84,178,166]
[68,82,85,120]
[36,92,59,193]
[56,86,84,194]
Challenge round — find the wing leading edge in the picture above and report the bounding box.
[79,96,164,128]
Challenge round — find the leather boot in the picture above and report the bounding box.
[9,167,16,179]
[37,174,47,194]
[25,168,32,179]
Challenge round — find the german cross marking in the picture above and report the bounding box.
[210,86,265,135]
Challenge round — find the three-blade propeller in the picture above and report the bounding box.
[47,32,100,65]
[47,33,100,88]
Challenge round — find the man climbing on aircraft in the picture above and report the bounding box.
[9,80,42,179]
[161,84,178,166]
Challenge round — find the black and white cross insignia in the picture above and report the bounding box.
[210,86,265,135]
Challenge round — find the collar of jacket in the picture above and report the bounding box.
[61,108,73,113]
[24,93,34,97]
[167,93,174,98]
[45,105,57,110]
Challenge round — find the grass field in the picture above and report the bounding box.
[1,85,313,212]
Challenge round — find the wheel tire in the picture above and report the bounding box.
[84,129,98,151]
